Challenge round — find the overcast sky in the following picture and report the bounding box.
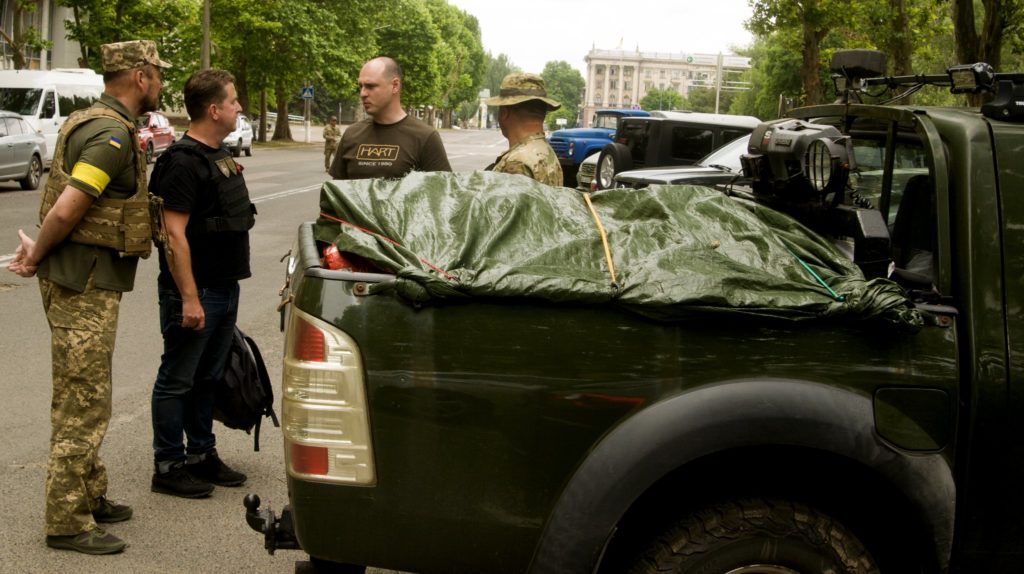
[446,0,755,76]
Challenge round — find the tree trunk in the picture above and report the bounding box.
[952,0,1005,106]
[258,89,268,143]
[951,0,980,65]
[889,0,912,75]
[273,82,292,141]
[800,22,825,105]
[236,59,250,116]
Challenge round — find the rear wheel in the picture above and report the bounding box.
[232,139,242,157]
[595,143,632,190]
[627,498,879,574]
[19,154,41,190]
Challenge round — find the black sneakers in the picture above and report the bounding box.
[187,451,247,487]
[92,496,133,523]
[46,528,126,555]
[151,463,215,498]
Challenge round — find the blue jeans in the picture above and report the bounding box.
[151,282,239,469]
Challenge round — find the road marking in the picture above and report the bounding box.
[0,184,322,265]
[252,183,321,204]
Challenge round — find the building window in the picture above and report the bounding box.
[645,69,652,78]
[644,81,653,91]
[609,80,617,90]
[624,81,631,91]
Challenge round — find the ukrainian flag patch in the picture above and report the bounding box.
[108,136,122,149]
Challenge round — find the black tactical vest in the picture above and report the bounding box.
[151,136,255,286]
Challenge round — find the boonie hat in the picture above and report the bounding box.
[485,73,561,110]
[101,40,172,72]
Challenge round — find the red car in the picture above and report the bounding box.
[136,111,176,163]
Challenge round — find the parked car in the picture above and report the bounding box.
[612,134,750,189]
[224,113,253,157]
[547,109,650,187]
[0,69,102,165]
[0,110,45,190]
[136,111,175,164]
[593,110,761,189]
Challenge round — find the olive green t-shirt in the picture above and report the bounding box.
[37,94,141,293]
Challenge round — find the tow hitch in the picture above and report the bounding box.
[244,494,300,554]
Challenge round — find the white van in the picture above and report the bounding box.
[0,69,104,165]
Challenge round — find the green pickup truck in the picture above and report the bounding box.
[246,51,1024,574]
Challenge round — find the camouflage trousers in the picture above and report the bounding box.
[39,277,121,536]
[324,141,338,169]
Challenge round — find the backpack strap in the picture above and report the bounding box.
[241,330,280,452]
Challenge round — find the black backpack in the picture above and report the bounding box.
[213,326,280,451]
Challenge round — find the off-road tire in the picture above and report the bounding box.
[628,498,879,574]
[595,143,632,190]
[19,154,41,190]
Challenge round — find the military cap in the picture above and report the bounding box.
[485,73,561,110]
[100,40,172,72]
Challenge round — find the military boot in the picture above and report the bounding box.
[46,528,126,555]
[92,496,133,523]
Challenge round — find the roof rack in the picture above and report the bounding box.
[829,49,1024,121]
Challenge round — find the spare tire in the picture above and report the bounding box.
[595,143,632,190]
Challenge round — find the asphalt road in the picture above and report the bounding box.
[0,127,506,574]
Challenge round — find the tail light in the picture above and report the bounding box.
[282,307,375,484]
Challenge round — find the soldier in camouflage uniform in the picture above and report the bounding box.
[484,73,564,187]
[7,40,170,555]
[323,115,341,172]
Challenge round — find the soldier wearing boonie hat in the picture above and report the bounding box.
[101,40,172,72]
[9,38,171,556]
[484,73,564,187]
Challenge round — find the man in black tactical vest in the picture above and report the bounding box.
[148,69,255,499]
[7,40,170,556]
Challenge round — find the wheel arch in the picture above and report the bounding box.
[528,378,955,574]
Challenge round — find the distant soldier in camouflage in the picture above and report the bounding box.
[7,40,170,555]
[323,115,341,172]
[485,73,563,187]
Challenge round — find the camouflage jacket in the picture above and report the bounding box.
[489,133,563,187]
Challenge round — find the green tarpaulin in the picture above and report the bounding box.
[313,172,920,328]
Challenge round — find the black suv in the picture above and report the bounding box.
[593,110,760,189]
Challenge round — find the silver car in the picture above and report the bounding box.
[223,113,254,157]
[0,110,45,190]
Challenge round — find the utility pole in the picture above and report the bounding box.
[201,0,211,70]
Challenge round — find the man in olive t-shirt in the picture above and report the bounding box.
[328,56,450,180]
[7,40,170,556]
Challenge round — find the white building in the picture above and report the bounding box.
[1,1,85,70]
[581,48,752,127]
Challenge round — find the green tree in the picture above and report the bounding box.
[484,52,520,96]
[377,0,444,111]
[748,0,861,105]
[541,61,584,129]
[0,1,52,70]
[683,87,737,113]
[640,87,683,111]
[426,0,485,128]
[728,32,804,119]
[58,0,200,107]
